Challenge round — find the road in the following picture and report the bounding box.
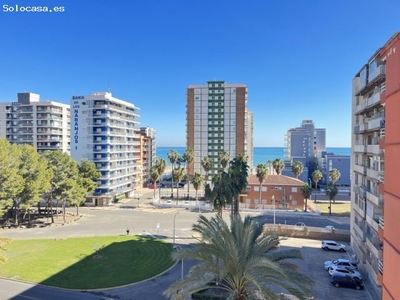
[0,188,350,300]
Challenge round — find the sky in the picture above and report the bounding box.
[1,0,399,147]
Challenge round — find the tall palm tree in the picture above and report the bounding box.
[326,182,338,215]
[167,150,179,198]
[201,156,212,184]
[256,163,268,208]
[291,161,304,178]
[154,158,166,199]
[301,183,313,212]
[182,149,194,200]
[218,151,230,170]
[149,166,159,201]
[229,154,249,215]
[164,214,313,300]
[192,172,203,211]
[311,169,322,203]
[329,168,341,185]
[172,166,185,204]
[272,158,285,175]
[210,171,233,217]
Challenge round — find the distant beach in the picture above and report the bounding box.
[156,147,351,168]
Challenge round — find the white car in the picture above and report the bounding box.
[329,266,362,280]
[166,200,172,205]
[321,240,346,252]
[324,259,358,271]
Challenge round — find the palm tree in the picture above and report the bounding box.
[210,171,233,217]
[182,149,194,200]
[272,158,285,175]
[229,154,249,215]
[154,158,166,199]
[291,161,304,178]
[201,156,212,184]
[172,166,185,204]
[149,166,159,201]
[301,183,313,212]
[164,214,313,300]
[326,182,338,215]
[218,151,230,170]
[192,172,203,211]
[256,163,268,208]
[311,169,322,203]
[329,168,341,185]
[167,150,179,198]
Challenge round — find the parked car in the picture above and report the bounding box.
[295,222,306,227]
[184,201,190,205]
[166,200,172,205]
[325,225,335,230]
[324,259,358,271]
[331,273,364,290]
[329,266,362,280]
[321,240,346,252]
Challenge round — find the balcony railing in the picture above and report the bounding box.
[368,117,385,131]
[378,260,383,274]
[366,93,382,108]
[369,65,386,83]
[379,171,385,183]
[379,217,384,230]
[354,144,367,153]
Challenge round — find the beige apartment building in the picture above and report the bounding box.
[0,92,70,153]
[186,80,253,179]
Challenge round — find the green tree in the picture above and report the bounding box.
[74,159,100,214]
[291,161,304,178]
[311,169,323,203]
[210,171,233,217]
[229,154,249,215]
[329,168,341,185]
[272,158,285,175]
[256,163,268,208]
[164,214,313,300]
[150,166,159,201]
[218,151,230,170]
[0,140,23,219]
[172,166,185,203]
[326,182,338,215]
[14,144,52,224]
[167,150,179,198]
[182,149,194,200]
[154,158,167,199]
[200,156,212,184]
[192,172,203,211]
[301,183,313,212]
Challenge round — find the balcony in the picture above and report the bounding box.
[366,235,383,260]
[354,144,367,153]
[366,190,383,207]
[378,217,384,240]
[355,101,367,114]
[366,167,379,179]
[369,65,386,83]
[353,184,367,198]
[367,117,385,132]
[366,214,381,232]
[378,260,383,274]
[353,164,366,175]
[367,145,383,155]
[378,171,384,183]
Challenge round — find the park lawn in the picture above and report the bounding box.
[316,201,351,217]
[0,236,174,289]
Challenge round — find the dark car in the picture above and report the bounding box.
[331,273,364,290]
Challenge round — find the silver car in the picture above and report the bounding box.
[329,266,362,280]
[324,259,358,271]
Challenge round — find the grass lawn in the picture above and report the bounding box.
[315,201,351,217]
[0,236,174,289]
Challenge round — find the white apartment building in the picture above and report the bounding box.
[0,93,70,153]
[70,92,141,205]
[186,81,253,178]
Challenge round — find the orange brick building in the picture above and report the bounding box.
[240,175,306,210]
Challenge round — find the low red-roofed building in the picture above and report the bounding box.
[240,174,306,210]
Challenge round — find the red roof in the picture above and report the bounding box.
[248,174,304,186]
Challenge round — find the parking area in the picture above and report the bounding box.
[279,238,376,300]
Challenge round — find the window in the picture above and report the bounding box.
[262,187,267,191]
[245,186,251,191]
[291,187,297,193]
[254,186,259,191]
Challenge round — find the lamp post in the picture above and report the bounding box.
[173,210,183,246]
[174,245,184,280]
[272,195,276,225]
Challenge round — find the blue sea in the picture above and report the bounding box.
[156,147,351,167]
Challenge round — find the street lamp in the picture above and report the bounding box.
[272,195,276,225]
[174,245,184,280]
[173,210,184,246]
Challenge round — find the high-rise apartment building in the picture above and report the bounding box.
[70,92,141,206]
[0,93,70,153]
[351,32,400,300]
[140,126,156,186]
[186,81,253,178]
